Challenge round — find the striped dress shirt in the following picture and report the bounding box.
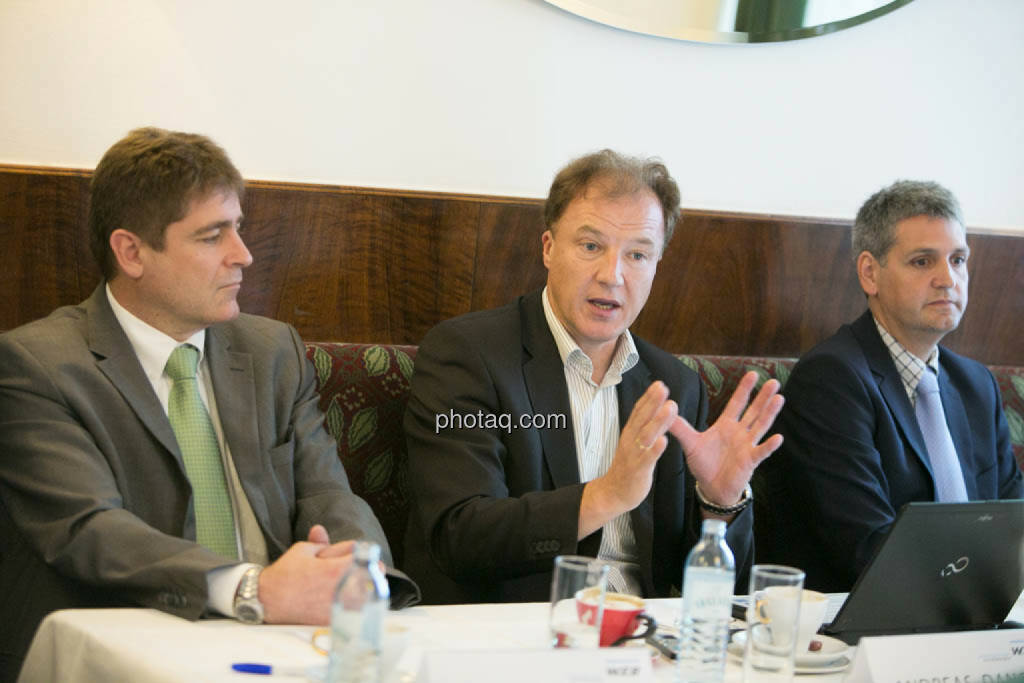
[541,287,644,594]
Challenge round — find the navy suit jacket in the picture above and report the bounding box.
[757,310,1022,591]
[402,289,753,604]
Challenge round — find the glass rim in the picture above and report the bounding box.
[553,555,610,573]
[750,563,806,579]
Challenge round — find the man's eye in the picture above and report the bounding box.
[581,242,598,252]
[630,251,649,262]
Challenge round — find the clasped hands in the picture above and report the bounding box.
[257,524,369,625]
[579,371,783,537]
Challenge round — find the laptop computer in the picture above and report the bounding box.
[823,500,1024,644]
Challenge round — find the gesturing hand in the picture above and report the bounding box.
[578,381,679,538]
[669,371,784,508]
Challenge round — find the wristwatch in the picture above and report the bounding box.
[694,482,753,516]
[233,566,264,624]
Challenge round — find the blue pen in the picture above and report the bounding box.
[231,662,313,676]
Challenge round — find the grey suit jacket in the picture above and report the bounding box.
[402,289,753,604]
[0,286,413,677]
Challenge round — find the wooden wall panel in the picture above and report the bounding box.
[469,201,547,312]
[1,165,1020,366]
[0,168,95,321]
[635,214,865,355]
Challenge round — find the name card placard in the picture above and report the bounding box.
[845,630,1024,683]
[423,647,654,683]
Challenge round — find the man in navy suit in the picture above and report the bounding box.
[758,180,1022,592]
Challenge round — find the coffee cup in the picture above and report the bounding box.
[576,588,656,647]
[794,590,828,653]
[755,585,802,651]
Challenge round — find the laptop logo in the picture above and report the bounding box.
[940,556,969,577]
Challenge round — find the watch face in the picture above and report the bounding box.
[237,603,263,624]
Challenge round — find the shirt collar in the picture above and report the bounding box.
[106,283,207,384]
[873,315,940,397]
[541,286,638,387]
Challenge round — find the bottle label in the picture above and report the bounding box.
[681,568,733,620]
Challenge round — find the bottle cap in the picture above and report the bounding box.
[701,519,727,535]
[354,540,382,563]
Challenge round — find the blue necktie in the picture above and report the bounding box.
[914,369,968,502]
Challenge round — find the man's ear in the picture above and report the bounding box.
[856,250,880,297]
[541,229,554,270]
[108,229,145,280]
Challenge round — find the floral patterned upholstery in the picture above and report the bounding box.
[304,344,1024,568]
[677,354,796,425]
[305,342,418,566]
[991,365,1024,472]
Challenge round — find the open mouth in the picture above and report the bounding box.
[589,298,620,311]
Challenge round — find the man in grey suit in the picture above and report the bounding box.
[0,128,417,679]
[403,150,785,604]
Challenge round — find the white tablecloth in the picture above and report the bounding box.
[17,598,855,683]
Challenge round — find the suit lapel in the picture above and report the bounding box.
[86,286,183,465]
[520,291,581,489]
[204,326,264,502]
[852,312,933,475]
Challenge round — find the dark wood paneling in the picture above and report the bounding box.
[0,167,96,322]
[1,164,1020,365]
[635,213,865,355]
[470,201,547,312]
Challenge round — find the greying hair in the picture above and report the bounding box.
[544,149,681,246]
[89,127,245,279]
[852,180,963,263]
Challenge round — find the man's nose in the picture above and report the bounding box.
[933,260,956,288]
[596,251,624,285]
[228,230,253,268]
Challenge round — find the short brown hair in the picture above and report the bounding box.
[88,127,245,279]
[544,149,681,247]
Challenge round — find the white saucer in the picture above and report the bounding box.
[728,631,851,674]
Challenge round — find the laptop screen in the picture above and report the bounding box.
[825,500,1024,643]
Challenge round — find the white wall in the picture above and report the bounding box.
[1,0,1021,233]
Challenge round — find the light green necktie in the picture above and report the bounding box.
[165,344,238,559]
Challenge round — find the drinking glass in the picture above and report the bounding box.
[743,564,805,682]
[549,555,609,649]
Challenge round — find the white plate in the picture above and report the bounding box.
[728,631,851,674]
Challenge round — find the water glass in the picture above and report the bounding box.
[549,555,609,649]
[743,564,805,682]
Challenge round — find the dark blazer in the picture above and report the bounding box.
[402,289,753,604]
[0,286,415,679]
[757,310,1022,592]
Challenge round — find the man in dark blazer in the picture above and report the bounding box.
[758,180,1022,592]
[403,150,785,604]
[0,128,416,679]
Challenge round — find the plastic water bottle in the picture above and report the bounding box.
[677,519,735,683]
[326,540,390,683]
